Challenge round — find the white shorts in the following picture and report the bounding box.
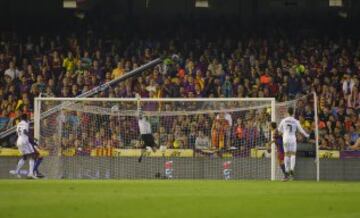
[16,138,35,155]
[283,141,297,153]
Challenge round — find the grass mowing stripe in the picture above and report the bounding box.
[0,180,359,218]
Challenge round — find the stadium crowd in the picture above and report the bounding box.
[0,23,359,152]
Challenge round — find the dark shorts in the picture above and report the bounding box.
[22,152,38,160]
[141,134,156,148]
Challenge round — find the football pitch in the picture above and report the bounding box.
[0,180,359,218]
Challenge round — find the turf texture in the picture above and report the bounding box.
[0,180,359,218]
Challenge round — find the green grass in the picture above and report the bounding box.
[0,180,359,218]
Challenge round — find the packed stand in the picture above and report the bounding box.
[0,26,359,152]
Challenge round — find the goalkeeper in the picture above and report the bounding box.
[137,111,157,162]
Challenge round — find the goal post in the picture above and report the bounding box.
[313,92,320,182]
[34,97,41,142]
[271,99,276,181]
[34,96,323,180]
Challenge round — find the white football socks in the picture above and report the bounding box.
[290,155,296,172]
[284,156,291,173]
[29,159,35,176]
[15,159,25,174]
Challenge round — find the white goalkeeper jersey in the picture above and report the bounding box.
[278,116,309,144]
[138,117,152,135]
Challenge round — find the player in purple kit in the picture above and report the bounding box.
[268,122,287,180]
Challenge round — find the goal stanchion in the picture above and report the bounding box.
[35,97,279,180]
[313,92,320,182]
[271,99,276,181]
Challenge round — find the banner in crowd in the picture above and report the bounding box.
[251,148,270,158]
[0,148,49,156]
[319,150,340,159]
[0,148,194,157]
[62,148,76,156]
[112,149,193,157]
[340,151,360,159]
[1,148,357,159]
[63,148,194,157]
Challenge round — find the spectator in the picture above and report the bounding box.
[211,113,230,149]
[350,138,360,151]
[195,131,210,150]
[0,110,10,131]
[4,62,20,81]
[63,51,76,73]
[112,62,124,79]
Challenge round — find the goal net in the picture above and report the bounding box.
[35,97,280,180]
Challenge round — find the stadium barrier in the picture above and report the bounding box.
[0,156,359,180]
[1,147,336,158]
[0,147,347,159]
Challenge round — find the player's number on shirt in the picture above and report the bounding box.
[17,127,23,135]
[287,124,293,133]
[17,126,27,136]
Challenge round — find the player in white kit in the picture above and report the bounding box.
[137,110,157,163]
[278,107,309,180]
[11,114,37,179]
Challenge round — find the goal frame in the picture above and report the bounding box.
[34,96,279,180]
